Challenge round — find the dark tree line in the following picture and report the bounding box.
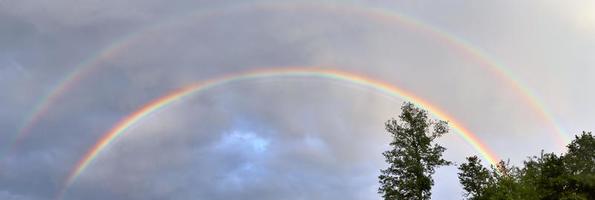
[379,103,594,200]
[458,132,594,200]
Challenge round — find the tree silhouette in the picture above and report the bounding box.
[378,102,451,200]
[458,132,595,200]
[458,156,492,200]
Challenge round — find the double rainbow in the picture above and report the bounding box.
[13,2,569,154]
[4,2,565,198]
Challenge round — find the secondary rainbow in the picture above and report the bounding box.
[56,67,500,199]
[11,41,130,149]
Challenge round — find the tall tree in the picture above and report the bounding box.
[378,102,451,200]
[458,156,492,200]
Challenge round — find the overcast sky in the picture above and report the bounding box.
[1,0,594,199]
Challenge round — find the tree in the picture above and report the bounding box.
[458,156,492,200]
[518,132,594,200]
[562,132,595,199]
[517,152,556,200]
[378,102,451,200]
[457,132,595,200]
[565,132,595,174]
[487,160,523,200]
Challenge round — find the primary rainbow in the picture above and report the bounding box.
[56,67,500,199]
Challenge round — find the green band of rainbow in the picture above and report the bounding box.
[56,67,500,199]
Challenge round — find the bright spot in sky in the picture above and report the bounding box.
[588,4,595,27]
[303,134,328,151]
[216,130,270,153]
[572,2,595,32]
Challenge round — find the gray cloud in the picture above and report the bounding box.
[1,0,592,199]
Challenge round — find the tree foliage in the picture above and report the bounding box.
[458,132,595,200]
[378,102,451,200]
[458,156,492,199]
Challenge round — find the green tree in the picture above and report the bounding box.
[517,152,552,199]
[518,133,594,200]
[487,160,523,200]
[378,102,451,200]
[458,156,492,200]
[565,132,595,174]
[562,132,595,199]
[457,132,595,200]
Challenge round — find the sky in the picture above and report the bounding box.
[0,0,594,199]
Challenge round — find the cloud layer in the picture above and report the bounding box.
[1,0,593,199]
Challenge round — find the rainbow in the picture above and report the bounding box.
[56,67,500,199]
[12,2,569,155]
